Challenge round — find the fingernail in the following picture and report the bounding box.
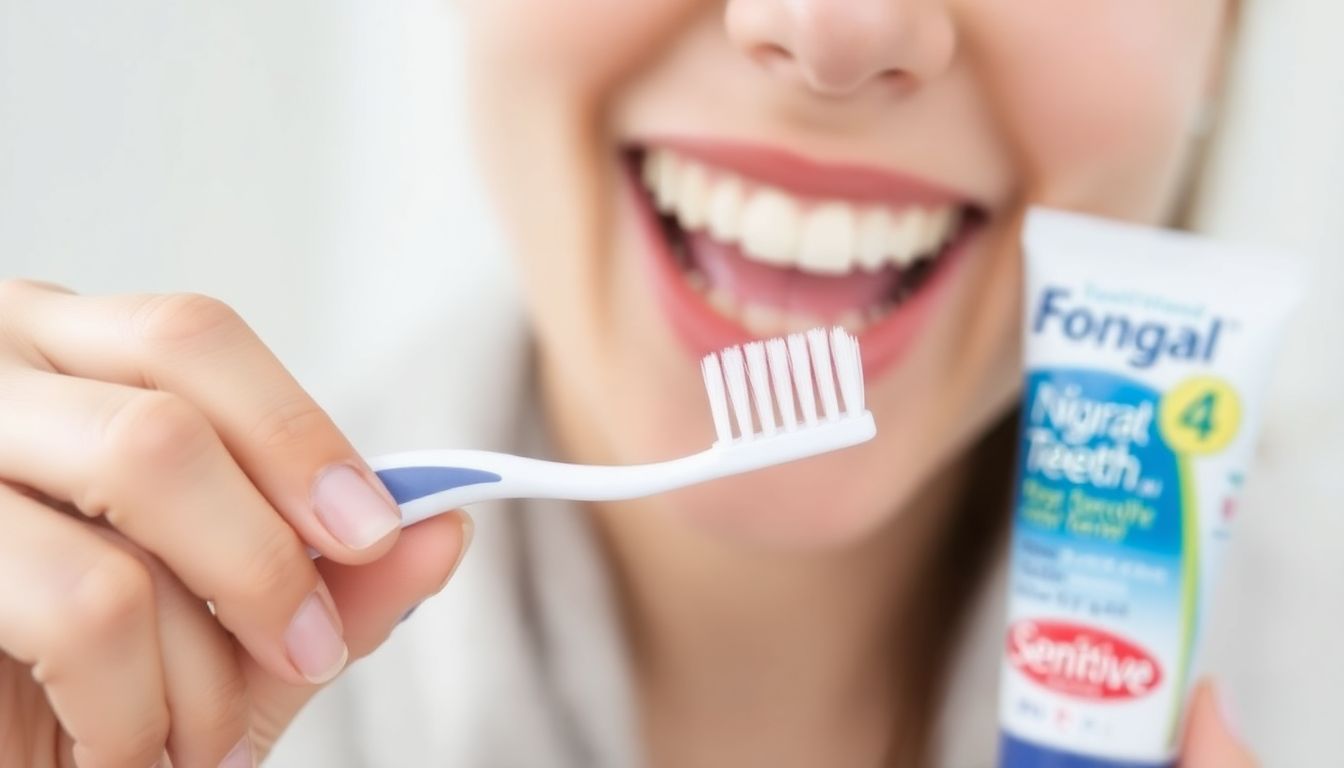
[219,737,255,768]
[398,602,422,624]
[1214,683,1244,745]
[440,511,475,591]
[284,590,348,684]
[312,463,402,550]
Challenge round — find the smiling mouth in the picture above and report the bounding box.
[626,140,986,373]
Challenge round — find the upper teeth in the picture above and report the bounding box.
[642,148,960,276]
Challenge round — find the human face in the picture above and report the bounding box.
[460,0,1230,549]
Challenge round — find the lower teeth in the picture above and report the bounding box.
[664,208,959,338]
[681,269,893,336]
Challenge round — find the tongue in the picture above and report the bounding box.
[686,233,899,319]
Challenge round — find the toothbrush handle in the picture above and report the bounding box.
[367,448,722,527]
[306,450,525,559]
[370,450,510,527]
[308,448,727,559]
[308,450,703,559]
[367,414,876,528]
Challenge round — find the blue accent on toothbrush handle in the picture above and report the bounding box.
[374,466,502,506]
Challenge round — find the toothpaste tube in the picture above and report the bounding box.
[997,208,1302,767]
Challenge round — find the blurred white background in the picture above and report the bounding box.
[0,0,511,406]
[2,1,1341,765]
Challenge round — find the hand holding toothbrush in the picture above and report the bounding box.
[0,283,469,767]
[0,281,873,767]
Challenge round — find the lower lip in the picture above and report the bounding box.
[624,158,979,378]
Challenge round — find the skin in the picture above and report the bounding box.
[0,1,1252,767]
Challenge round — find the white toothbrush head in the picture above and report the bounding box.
[700,327,871,447]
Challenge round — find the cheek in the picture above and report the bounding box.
[462,0,709,99]
[965,1,1222,218]
[460,0,713,365]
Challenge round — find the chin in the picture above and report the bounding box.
[653,448,926,552]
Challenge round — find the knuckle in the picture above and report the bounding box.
[0,277,60,306]
[249,698,298,754]
[132,292,246,351]
[0,278,35,306]
[224,524,311,611]
[250,393,335,452]
[0,280,73,369]
[101,391,213,477]
[0,280,73,356]
[115,709,171,766]
[195,671,250,739]
[58,550,155,645]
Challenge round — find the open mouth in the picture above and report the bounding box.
[625,140,987,376]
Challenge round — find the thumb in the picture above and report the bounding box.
[245,510,473,753]
[1180,679,1257,768]
[314,509,473,654]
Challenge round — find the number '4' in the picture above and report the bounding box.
[1180,390,1217,441]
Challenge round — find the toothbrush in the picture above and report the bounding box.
[365,326,876,529]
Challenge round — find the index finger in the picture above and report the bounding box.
[0,282,403,561]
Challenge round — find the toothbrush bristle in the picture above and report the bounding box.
[787,333,818,426]
[701,354,732,444]
[701,326,867,444]
[806,328,840,421]
[720,346,755,441]
[832,329,865,415]
[766,338,797,430]
[743,342,777,435]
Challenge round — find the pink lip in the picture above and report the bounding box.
[624,143,983,379]
[645,137,974,206]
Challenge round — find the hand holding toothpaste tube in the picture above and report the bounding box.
[998,210,1301,768]
[1179,681,1256,768]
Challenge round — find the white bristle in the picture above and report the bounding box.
[720,347,755,441]
[701,353,732,443]
[743,342,777,435]
[766,338,798,430]
[786,333,818,425]
[807,328,841,420]
[830,327,864,415]
[702,327,867,445]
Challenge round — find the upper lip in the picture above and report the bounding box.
[634,137,977,208]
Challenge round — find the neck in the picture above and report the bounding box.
[595,467,964,766]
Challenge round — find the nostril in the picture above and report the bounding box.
[749,40,910,98]
[877,68,916,95]
[727,0,956,100]
[751,42,793,71]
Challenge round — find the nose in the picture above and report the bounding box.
[725,0,956,97]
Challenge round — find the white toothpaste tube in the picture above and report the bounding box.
[997,208,1303,767]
